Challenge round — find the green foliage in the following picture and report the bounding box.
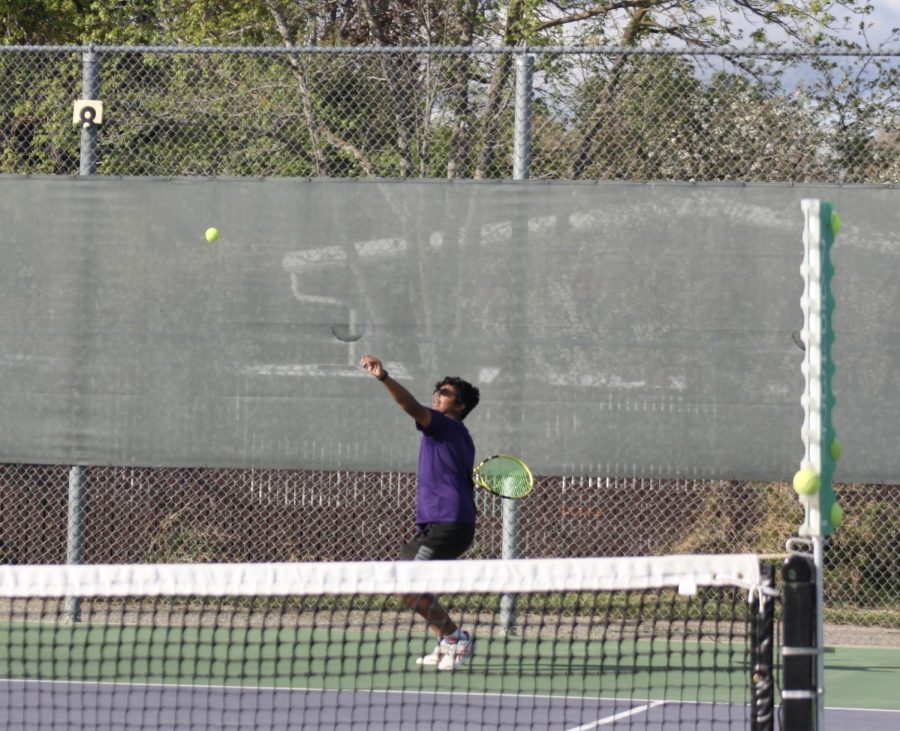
[0,49,81,174]
[554,53,846,181]
[0,0,880,48]
[671,482,802,556]
[0,0,82,43]
[0,0,894,180]
[0,0,275,45]
[146,503,233,563]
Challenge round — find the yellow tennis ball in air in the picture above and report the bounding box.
[792,468,820,496]
[205,227,220,242]
[831,502,843,528]
[830,438,843,462]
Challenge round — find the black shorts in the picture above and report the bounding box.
[399,522,475,561]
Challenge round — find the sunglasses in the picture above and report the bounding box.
[434,387,459,400]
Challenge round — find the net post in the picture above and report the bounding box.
[812,535,827,728]
[750,561,776,731]
[781,553,817,731]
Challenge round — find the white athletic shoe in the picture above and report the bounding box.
[436,631,473,671]
[415,644,442,667]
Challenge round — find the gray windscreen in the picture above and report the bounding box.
[0,176,896,482]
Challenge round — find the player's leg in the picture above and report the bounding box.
[399,523,475,670]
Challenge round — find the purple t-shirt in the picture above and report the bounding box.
[415,409,476,528]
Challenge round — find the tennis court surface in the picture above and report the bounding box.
[0,555,792,729]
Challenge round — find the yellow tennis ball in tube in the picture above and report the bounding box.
[205,227,220,242]
[830,438,843,462]
[831,502,843,528]
[792,468,820,496]
[830,211,842,235]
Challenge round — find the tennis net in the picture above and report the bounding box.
[0,555,781,730]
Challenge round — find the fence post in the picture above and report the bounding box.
[79,47,100,175]
[67,46,101,622]
[512,53,533,181]
[500,52,534,634]
[65,467,85,621]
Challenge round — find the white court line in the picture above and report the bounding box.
[824,706,900,714]
[566,700,667,731]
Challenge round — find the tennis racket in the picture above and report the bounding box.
[473,454,534,499]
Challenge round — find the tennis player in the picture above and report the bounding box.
[359,354,480,671]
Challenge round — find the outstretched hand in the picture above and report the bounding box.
[359,354,386,380]
[359,354,430,426]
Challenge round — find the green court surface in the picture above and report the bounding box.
[6,620,898,725]
[824,645,900,711]
[0,621,755,703]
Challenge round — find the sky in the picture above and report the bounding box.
[844,1,900,45]
[742,1,900,45]
[635,2,900,48]
[718,1,900,46]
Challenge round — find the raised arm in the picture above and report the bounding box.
[360,355,431,428]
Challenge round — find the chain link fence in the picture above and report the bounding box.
[0,465,896,628]
[0,45,897,180]
[0,45,898,630]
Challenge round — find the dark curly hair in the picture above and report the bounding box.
[434,376,480,420]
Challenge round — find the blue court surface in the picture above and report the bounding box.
[2,679,898,730]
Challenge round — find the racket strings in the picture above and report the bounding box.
[477,456,533,498]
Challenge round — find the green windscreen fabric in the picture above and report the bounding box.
[0,177,896,482]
